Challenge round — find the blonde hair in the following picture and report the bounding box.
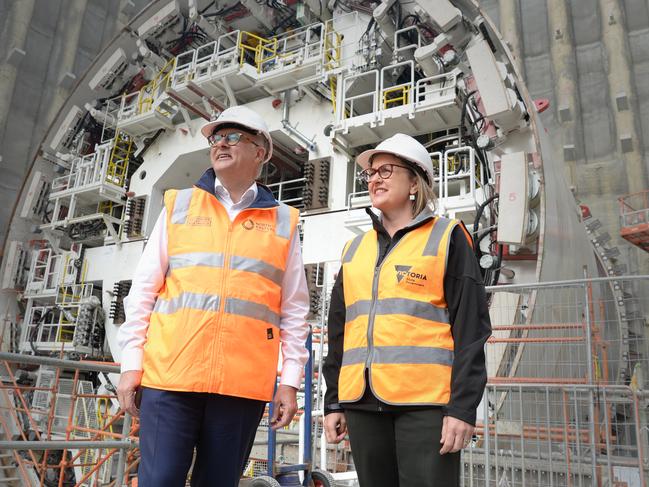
[410,170,436,216]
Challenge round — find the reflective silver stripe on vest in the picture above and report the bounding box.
[345,298,449,324]
[345,299,371,322]
[276,203,292,239]
[170,188,194,224]
[153,292,221,314]
[373,346,453,365]
[168,252,225,271]
[422,217,452,256]
[342,346,453,366]
[230,256,284,286]
[224,297,280,327]
[342,234,363,263]
[341,347,369,366]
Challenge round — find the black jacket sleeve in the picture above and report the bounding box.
[323,269,345,414]
[441,226,492,425]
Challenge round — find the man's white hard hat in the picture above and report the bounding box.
[356,133,434,183]
[201,105,273,163]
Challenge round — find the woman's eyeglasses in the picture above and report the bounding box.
[208,132,261,148]
[357,164,412,183]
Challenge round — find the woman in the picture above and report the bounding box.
[323,133,491,487]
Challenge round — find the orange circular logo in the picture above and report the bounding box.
[242,219,254,230]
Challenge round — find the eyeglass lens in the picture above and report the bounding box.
[209,133,242,146]
[359,164,396,182]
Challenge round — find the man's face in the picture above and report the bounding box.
[209,128,266,181]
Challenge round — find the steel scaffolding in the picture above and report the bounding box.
[0,276,646,486]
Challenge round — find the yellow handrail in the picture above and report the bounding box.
[137,56,177,114]
[382,85,410,109]
[324,26,342,115]
[238,31,278,73]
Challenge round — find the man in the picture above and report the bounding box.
[116,105,310,487]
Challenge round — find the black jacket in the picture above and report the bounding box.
[323,209,492,425]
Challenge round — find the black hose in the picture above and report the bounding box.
[458,90,477,148]
[491,243,504,286]
[472,193,499,251]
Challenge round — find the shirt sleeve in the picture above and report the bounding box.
[278,230,310,389]
[116,208,168,373]
[323,269,345,414]
[442,225,492,425]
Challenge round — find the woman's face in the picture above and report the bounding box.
[367,153,418,214]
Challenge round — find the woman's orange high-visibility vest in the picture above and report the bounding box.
[141,185,299,401]
[339,213,472,405]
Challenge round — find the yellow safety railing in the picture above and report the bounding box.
[137,56,177,114]
[97,201,116,215]
[96,398,114,434]
[446,154,480,180]
[56,310,76,342]
[106,131,133,188]
[324,26,342,115]
[382,85,410,109]
[238,31,278,73]
[58,285,81,304]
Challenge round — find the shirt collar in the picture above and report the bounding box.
[213,174,258,206]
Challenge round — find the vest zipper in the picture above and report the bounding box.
[365,237,401,372]
[209,218,234,391]
[209,205,276,391]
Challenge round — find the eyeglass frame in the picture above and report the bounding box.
[207,131,262,149]
[357,163,415,184]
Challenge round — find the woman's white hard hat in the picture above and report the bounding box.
[201,105,273,163]
[356,133,434,183]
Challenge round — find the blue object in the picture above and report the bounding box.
[266,329,314,485]
[138,387,265,487]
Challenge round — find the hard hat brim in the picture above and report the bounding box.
[356,148,422,172]
[200,119,274,163]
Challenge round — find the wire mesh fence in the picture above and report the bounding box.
[310,275,649,487]
[0,276,645,486]
[464,384,647,487]
[467,275,648,487]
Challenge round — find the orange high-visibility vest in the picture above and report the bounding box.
[339,215,471,405]
[141,187,299,401]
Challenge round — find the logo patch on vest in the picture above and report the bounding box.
[241,218,275,232]
[186,216,212,226]
[395,265,428,287]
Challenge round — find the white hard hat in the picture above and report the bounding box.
[356,133,434,183]
[201,105,273,163]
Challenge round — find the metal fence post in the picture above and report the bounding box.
[582,268,599,486]
[114,412,132,487]
[483,389,490,486]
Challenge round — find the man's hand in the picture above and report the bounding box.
[439,416,474,454]
[324,412,347,444]
[270,384,298,430]
[116,370,143,418]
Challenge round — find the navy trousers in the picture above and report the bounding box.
[137,387,266,487]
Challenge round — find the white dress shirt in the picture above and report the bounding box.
[117,177,310,389]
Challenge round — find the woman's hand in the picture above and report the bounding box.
[439,416,474,454]
[324,412,348,444]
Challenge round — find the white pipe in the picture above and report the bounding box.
[373,0,397,50]
[281,90,317,152]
